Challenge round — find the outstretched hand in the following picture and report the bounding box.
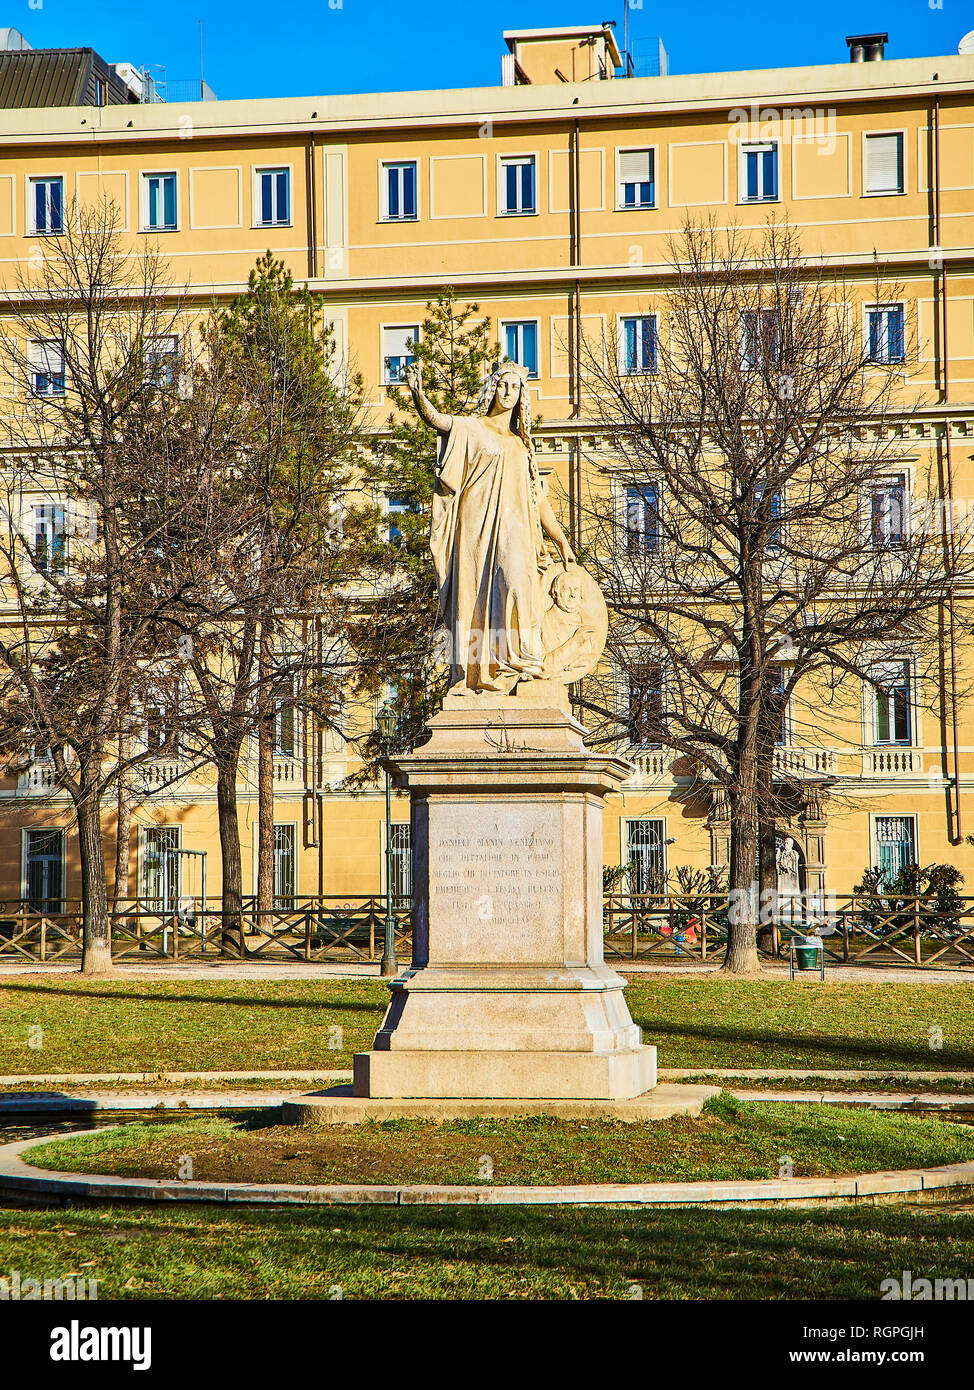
[405,360,423,395]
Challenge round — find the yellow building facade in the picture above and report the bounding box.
[2,25,974,913]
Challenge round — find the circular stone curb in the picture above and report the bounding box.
[2,1128,973,1209]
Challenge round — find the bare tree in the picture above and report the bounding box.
[138,255,363,947]
[580,220,958,973]
[0,202,203,972]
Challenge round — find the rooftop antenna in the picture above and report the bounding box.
[199,19,204,101]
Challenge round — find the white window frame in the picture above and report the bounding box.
[870,813,918,879]
[28,339,66,398]
[619,658,666,750]
[618,313,658,375]
[620,817,669,893]
[379,159,419,222]
[739,142,779,203]
[740,309,781,370]
[27,174,64,235]
[499,318,540,378]
[615,146,657,210]
[380,323,419,385]
[143,333,180,387]
[30,501,68,576]
[864,302,907,365]
[619,477,663,556]
[252,165,292,229]
[866,472,910,549]
[497,154,537,216]
[867,658,916,747]
[863,130,906,196]
[140,170,179,232]
[21,826,66,912]
[138,824,182,910]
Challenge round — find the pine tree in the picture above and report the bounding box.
[347,290,493,775]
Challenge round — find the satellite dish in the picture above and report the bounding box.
[960,30,974,54]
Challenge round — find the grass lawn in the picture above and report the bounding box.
[0,975,971,1075]
[0,1199,971,1299]
[26,1096,974,1186]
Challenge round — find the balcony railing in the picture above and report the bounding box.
[862,748,923,776]
[773,746,838,777]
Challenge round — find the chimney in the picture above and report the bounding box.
[846,32,888,62]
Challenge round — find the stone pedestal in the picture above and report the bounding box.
[353,688,657,1100]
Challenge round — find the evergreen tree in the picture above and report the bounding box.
[347,290,492,775]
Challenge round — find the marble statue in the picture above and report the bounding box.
[776,836,803,921]
[406,359,607,695]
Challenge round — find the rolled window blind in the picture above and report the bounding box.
[866,133,903,193]
[619,149,652,184]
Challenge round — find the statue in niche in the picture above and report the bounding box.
[406,359,606,695]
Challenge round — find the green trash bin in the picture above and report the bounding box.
[794,942,820,971]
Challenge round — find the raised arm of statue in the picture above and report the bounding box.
[405,361,453,436]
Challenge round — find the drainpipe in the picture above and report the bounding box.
[933,96,963,842]
[306,130,318,279]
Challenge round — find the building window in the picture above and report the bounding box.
[24,828,64,913]
[865,132,904,195]
[382,325,418,384]
[867,305,905,364]
[625,818,666,894]
[754,480,784,552]
[143,685,179,756]
[92,75,107,106]
[387,495,416,544]
[500,156,535,215]
[625,483,660,555]
[382,161,417,220]
[256,168,290,227]
[29,177,63,234]
[620,315,657,375]
[32,503,67,575]
[141,826,180,911]
[875,815,916,886]
[28,340,65,397]
[144,334,179,387]
[387,822,412,905]
[502,320,538,377]
[143,172,177,231]
[741,143,778,202]
[770,665,790,745]
[741,309,780,369]
[626,661,664,747]
[273,824,296,908]
[872,661,912,744]
[272,678,295,756]
[617,148,655,209]
[870,475,907,547]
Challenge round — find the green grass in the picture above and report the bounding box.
[0,1200,971,1299]
[25,1098,974,1186]
[0,976,971,1075]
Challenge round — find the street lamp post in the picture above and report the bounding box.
[377,701,398,979]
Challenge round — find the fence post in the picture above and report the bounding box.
[40,915,46,963]
[842,912,850,962]
[913,895,922,966]
[305,910,311,961]
[370,898,376,961]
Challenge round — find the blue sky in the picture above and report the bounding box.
[14,1,972,101]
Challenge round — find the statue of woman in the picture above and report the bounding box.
[406,360,575,695]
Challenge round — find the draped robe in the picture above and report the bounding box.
[430,415,546,692]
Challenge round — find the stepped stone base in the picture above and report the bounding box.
[283,1083,716,1126]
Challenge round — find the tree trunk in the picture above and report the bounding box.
[256,623,275,928]
[77,779,113,975]
[723,775,761,973]
[112,728,132,911]
[216,761,244,956]
[756,742,778,958]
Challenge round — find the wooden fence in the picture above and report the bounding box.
[0,894,972,969]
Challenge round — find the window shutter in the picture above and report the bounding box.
[866,134,903,193]
[619,149,652,184]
